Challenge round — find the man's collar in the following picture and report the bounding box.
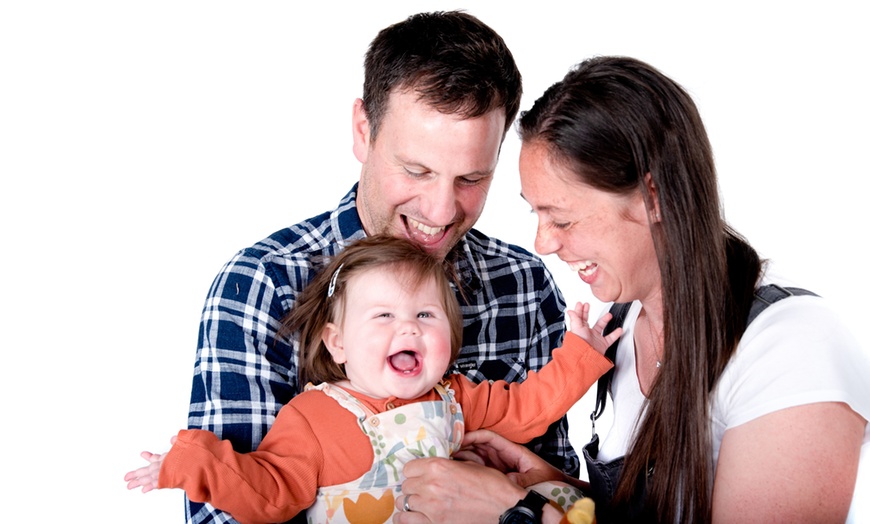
[446,238,483,302]
[340,182,482,299]
[332,183,367,247]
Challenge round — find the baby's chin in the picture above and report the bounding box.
[383,377,444,401]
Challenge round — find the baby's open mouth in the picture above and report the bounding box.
[389,350,420,374]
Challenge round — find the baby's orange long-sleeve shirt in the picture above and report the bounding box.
[159,332,612,524]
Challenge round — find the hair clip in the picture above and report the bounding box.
[327,263,344,298]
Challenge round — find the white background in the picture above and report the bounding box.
[2,1,867,521]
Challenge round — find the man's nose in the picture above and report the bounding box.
[420,180,458,226]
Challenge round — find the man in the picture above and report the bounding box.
[186,11,572,523]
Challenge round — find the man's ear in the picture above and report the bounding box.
[351,98,371,164]
[643,172,662,223]
[322,322,346,364]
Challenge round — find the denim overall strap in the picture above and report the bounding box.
[748,284,818,324]
[589,302,633,437]
[583,301,637,523]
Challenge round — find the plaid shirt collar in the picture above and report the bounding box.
[338,183,483,296]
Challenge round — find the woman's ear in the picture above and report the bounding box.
[644,172,662,223]
[351,98,371,164]
[322,322,346,364]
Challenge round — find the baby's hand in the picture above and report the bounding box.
[566,302,623,355]
[124,450,166,493]
[124,437,175,493]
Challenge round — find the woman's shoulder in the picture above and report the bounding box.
[741,287,844,346]
[715,285,870,428]
[736,282,861,372]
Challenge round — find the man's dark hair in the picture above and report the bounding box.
[362,10,522,140]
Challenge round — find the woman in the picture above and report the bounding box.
[395,56,869,523]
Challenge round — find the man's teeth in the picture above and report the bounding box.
[408,218,445,236]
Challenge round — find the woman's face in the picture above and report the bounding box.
[519,141,661,305]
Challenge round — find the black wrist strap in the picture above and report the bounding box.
[499,490,548,524]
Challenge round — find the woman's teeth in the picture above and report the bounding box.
[569,260,598,276]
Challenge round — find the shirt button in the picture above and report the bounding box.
[370,417,380,427]
[385,402,395,410]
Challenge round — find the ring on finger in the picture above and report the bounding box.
[403,494,412,512]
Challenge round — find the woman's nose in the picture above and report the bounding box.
[534,223,559,255]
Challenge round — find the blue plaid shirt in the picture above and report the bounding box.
[185,184,574,523]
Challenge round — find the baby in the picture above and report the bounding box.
[125,235,616,523]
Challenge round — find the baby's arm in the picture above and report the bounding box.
[455,303,615,442]
[565,302,623,355]
[124,436,176,493]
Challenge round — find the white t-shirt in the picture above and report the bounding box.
[596,294,870,518]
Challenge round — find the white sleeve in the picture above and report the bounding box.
[713,295,870,431]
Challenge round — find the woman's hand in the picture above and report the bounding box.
[455,430,571,487]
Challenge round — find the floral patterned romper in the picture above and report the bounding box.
[304,381,464,524]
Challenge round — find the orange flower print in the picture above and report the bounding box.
[343,490,395,524]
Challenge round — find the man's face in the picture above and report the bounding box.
[352,90,506,260]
